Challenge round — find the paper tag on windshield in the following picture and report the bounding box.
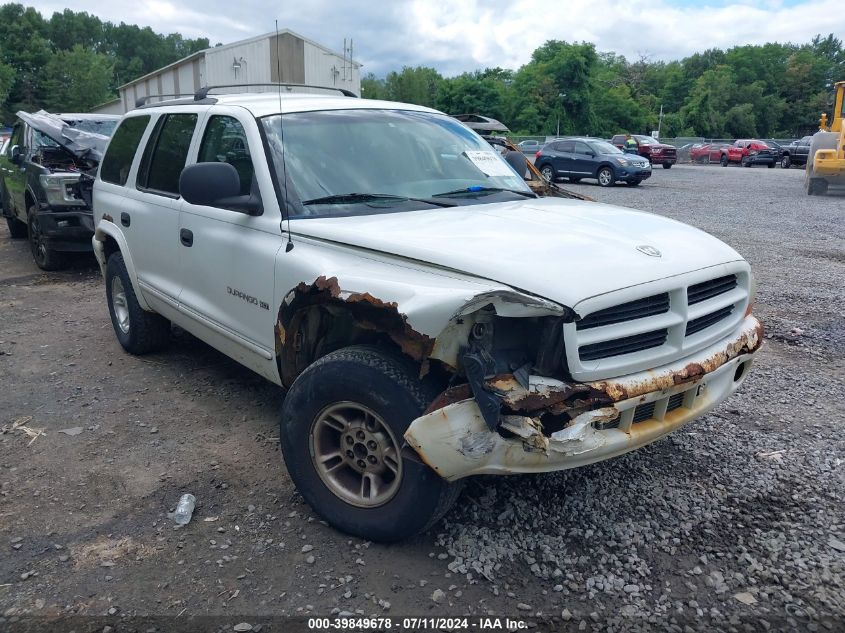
[464,150,515,177]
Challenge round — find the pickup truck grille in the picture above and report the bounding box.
[566,267,750,381]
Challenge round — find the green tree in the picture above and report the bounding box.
[383,66,442,107]
[42,45,113,112]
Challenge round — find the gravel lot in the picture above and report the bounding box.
[1,164,843,632]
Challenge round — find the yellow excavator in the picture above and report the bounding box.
[806,80,845,196]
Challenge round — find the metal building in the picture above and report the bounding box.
[97,29,361,114]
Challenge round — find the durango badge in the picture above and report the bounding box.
[636,245,662,257]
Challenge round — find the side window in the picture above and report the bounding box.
[100,116,150,186]
[197,116,255,196]
[574,142,592,155]
[137,113,198,196]
[558,140,574,153]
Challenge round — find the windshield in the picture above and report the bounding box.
[635,136,659,145]
[63,119,118,136]
[588,140,623,155]
[261,109,532,217]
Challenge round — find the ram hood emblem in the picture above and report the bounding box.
[636,245,662,257]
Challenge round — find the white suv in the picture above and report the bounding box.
[92,89,762,541]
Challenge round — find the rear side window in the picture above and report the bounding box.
[137,113,197,196]
[101,116,150,185]
[197,116,255,196]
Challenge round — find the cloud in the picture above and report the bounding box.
[25,0,845,76]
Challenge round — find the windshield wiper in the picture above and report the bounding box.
[432,186,536,199]
[302,193,456,208]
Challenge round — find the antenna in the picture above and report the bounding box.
[276,20,294,253]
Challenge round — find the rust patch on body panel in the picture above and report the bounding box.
[275,275,435,385]
[591,318,763,401]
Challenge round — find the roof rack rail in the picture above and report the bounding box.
[135,93,196,108]
[194,83,358,100]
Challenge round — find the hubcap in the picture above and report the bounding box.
[541,167,553,181]
[310,402,402,508]
[599,170,611,185]
[111,276,130,334]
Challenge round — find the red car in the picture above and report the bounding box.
[720,140,777,168]
[611,134,677,168]
[689,143,731,164]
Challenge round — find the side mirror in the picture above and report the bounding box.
[179,162,261,215]
[10,145,21,165]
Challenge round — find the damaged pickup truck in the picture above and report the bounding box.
[0,111,118,269]
[91,90,762,541]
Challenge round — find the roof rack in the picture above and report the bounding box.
[194,83,358,100]
[134,93,195,108]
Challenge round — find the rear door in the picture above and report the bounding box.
[571,141,596,176]
[176,108,282,380]
[120,110,203,312]
[553,140,575,174]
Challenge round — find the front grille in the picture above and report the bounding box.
[632,401,656,423]
[688,275,737,304]
[666,392,685,412]
[686,306,734,336]
[577,293,669,330]
[567,268,748,379]
[579,329,668,361]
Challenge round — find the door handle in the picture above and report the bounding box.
[120,212,130,227]
[180,228,193,247]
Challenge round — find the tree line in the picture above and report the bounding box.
[0,3,842,138]
[363,36,845,139]
[0,3,210,122]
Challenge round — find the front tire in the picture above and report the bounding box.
[767,161,775,168]
[280,346,461,542]
[105,252,170,354]
[781,155,791,169]
[662,163,672,169]
[27,205,64,270]
[597,166,615,187]
[721,155,729,167]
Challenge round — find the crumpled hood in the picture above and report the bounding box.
[291,197,744,309]
[16,110,110,163]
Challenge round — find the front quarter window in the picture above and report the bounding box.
[261,109,532,217]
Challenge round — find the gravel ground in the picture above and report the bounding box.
[1,164,843,632]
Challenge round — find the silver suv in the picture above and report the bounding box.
[92,87,762,541]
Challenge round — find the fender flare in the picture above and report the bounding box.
[93,221,151,311]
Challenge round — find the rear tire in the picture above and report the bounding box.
[781,155,791,169]
[27,205,64,271]
[6,216,27,238]
[280,345,461,542]
[662,163,672,169]
[105,252,170,354]
[540,164,555,182]
[767,161,775,168]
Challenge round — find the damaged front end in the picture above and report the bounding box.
[405,315,763,480]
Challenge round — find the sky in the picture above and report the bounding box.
[25,0,845,76]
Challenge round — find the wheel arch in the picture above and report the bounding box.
[93,223,151,311]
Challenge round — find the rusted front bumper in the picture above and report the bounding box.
[404,315,762,480]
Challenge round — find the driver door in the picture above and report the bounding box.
[176,109,283,382]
